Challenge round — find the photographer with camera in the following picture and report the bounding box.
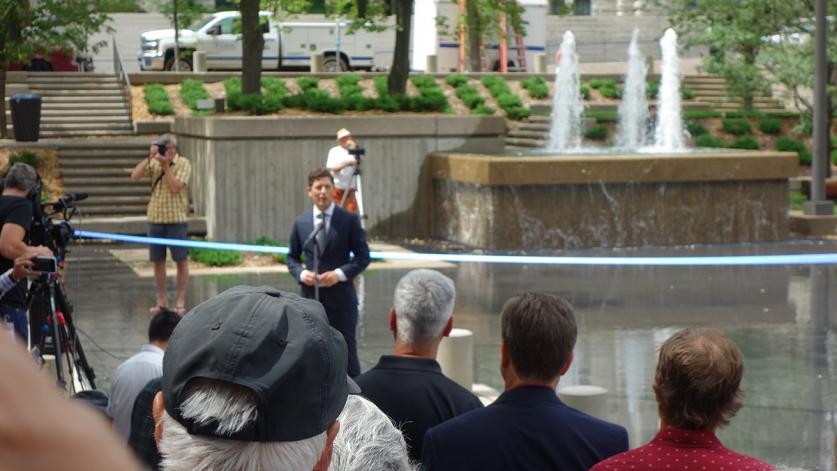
[130,134,192,316]
[326,128,360,214]
[0,163,53,341]
[0,252,45,302]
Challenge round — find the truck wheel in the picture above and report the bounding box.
[324,56,349,72]
[164,56,193,72]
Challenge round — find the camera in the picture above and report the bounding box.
[33,256,57,273]
[157,143,167,157]
[348,146,365,165]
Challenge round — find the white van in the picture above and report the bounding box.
[138,11,390,72]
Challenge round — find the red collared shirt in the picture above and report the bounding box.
[590,427,773,470]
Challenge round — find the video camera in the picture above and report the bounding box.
[348,146,365,165]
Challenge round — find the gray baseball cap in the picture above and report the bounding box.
[162,285,359,442]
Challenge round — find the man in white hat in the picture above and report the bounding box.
[326,128,359,214]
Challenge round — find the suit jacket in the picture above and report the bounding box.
[421,386,629,471]
[287,205,370,311]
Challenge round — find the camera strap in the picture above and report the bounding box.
[151,161,175,194]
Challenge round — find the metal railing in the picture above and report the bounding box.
[112,34,134,126]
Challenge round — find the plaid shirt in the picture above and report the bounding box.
[0,269,15,301]
[145,154,191,224]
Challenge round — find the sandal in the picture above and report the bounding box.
[149,305,168,315]
[175,306,187,316]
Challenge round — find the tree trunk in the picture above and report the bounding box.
[388,0,412,96]
[240,0,264,95]
[357,0,368,18]
[466,0,481,71]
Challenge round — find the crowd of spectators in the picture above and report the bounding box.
[0,268,779,471]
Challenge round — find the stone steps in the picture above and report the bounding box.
[62,167,134,177]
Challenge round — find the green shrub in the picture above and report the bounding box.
[144,84,173,115]
[180,79,210,111]
[584,110,619,122]
[460,92,484,109]
[520,76,546,89]
[722,118,751,135]
[7,151,39,169]
[344,95,375,111]
[775,137,811,165]
[505,106,530,120]
[252,236,288,264]
[303,89,345,113]
[695,134,726,148]
[188,246,241,266]
[375,96,401,112]
[599,84,622,99]
[338,83,364,98]
[445,74,470,87]
[147,100,174,115]
[579,84,591,100]
[521,77,548,98]
[410,75,438,89]
[471,104,495,115]
[296,76,320,91]
[588,78,616,89]
[683,110,723,119]
[481,76,512,97]
[373,76,388,97]
[261,77,288,97]
[730,136,760,150]
[759,117,782,135]
[646,80,659,99]
[583,124,609,141]
[681,86,695,100]
[789,190,806,211]
[496,93,522,109]
[686,120,708,137]
[335,74,361,87]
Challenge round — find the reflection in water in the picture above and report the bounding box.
[78,241,837,470]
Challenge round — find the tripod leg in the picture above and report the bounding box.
[354,175,366,229]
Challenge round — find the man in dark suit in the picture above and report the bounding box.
[421,292,629,471]
[288,168,370,377]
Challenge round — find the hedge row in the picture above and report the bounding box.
[144,84,173,115]
[521,76,548,99]
[180,79,210,113]
[481,76,529,120]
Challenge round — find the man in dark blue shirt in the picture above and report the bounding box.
[355,269,483,463]
[422,292,629,471]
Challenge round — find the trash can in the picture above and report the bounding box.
[10,94,42,142]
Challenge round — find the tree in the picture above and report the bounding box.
[240,0,263,94]
[658,0,784,110]
[150,0,208,71]
[0,0,109,138]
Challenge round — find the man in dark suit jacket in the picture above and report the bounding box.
[421,292,629,471]
[288,168,370,377]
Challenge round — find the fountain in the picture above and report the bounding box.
[548,31,584,151]
[616,29,649,148]
[652,28,684,150]
[427,28,798,250]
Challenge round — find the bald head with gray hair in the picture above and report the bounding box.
[4,163,38,193]
[157,133,178,148]
[392,269,455,346]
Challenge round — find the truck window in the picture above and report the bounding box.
[189,15,216,31]
[217,17,236,34]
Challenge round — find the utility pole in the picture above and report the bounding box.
[804,0,834,215]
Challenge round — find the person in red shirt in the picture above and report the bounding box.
[590,328,773,471]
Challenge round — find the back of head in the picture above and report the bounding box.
[329,395,412,471]
[4,163,38,193]
[654,328,744,431]
[160,379,326,471]
[501,292,577,383]
[148,308,181,344]
[393,269,456,346]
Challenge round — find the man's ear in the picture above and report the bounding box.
[312,420,341,471]
[389,308,397,334]
[152,391,165,445]
[559,351,574,376]
[441,316,453,337]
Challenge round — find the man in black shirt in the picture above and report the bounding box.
[355,269,483,463]
[0,163,52,341]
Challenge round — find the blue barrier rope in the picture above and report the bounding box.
[74,230,837,266]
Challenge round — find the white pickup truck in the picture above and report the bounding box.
[138,11,389,72]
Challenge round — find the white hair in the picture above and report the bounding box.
[393,269,455,346]
[329,396,413,471]
[159,380,326,471]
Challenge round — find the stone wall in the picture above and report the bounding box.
[430,150,799,250]
[173,115,505,243]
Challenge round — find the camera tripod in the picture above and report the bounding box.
[342,148,367,228]
[28,273,96,392]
